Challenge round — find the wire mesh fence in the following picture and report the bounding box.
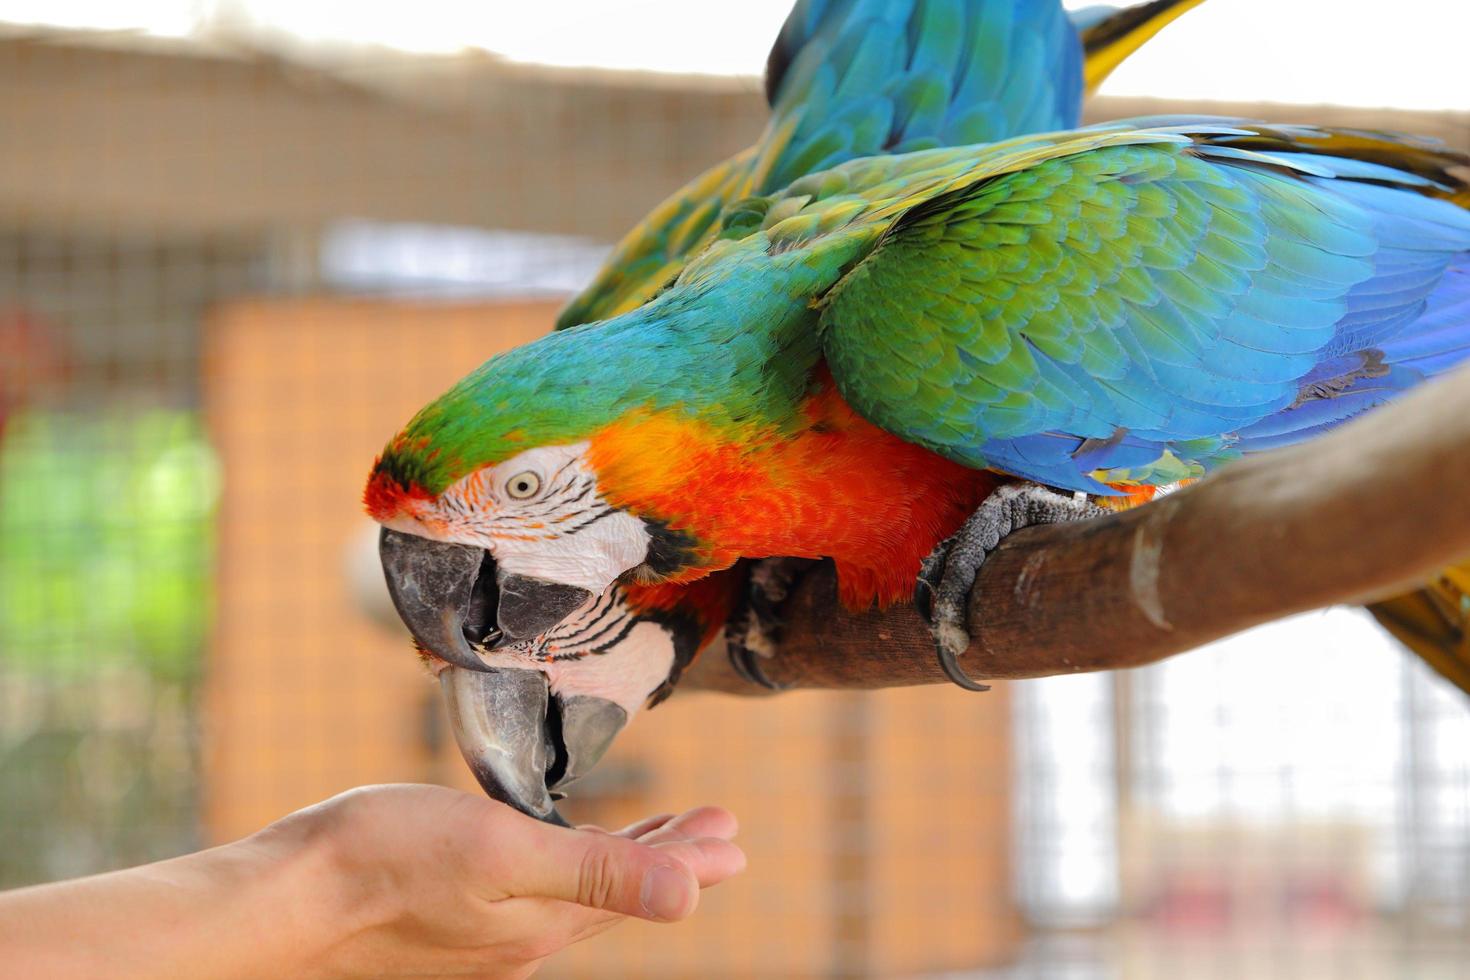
[1,19,1467,979]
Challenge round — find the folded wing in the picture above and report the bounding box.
[809,122,1470,490]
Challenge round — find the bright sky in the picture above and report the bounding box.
[3,0,1468,110]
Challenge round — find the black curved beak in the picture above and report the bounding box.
[378,528,621,822]
[378,528,595,668]
[379,527,491,672]
[439,666,561,822]
[440,667,628,825]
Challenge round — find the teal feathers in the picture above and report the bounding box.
[555,0,1083,330]
[797,122,1470,489]
[377,245,828,495]
[759,0,1080,186]
[394,119,1470,500]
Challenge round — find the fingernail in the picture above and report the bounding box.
[640,864,692,921]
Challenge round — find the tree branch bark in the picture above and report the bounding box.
[682,365,1470,695]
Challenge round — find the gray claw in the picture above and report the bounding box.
[920,483,1107,692]
[725,557,819,690]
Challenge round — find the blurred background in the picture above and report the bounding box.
[1,1,1467,977]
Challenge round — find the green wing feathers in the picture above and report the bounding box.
[806,122,1470,490]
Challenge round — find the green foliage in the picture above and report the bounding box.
[0,408,218,681]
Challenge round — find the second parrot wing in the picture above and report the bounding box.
[557,0,1087,328]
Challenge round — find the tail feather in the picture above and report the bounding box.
[1075,0,1206,91]
[1369,565,1470,698]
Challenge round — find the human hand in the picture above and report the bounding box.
[265,784,745,979]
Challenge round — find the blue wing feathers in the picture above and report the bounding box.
[1220,253,1470,455]
[762,0,1082,192]
[820,123,1470,492]
[1079,144,1470,483]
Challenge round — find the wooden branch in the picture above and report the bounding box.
[682,365,1470,695]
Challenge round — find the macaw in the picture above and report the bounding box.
[371,114,1470,820]
[369,0,1210,822]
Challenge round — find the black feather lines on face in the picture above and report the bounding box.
[515,471,616,538]
[542,588,641,661]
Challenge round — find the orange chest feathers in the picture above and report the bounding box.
[590,377,998,608]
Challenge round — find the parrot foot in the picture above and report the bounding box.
[725,557,819,691]
[916,483,1107,691]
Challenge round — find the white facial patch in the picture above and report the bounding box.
[434,442,650,595]
[541,621,676,717]
[474,586,678,718]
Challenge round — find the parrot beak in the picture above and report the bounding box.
[378,528,595,669]
[496,572,598,645]
[439,667,628,824]
[379,528,625,821]
[379,527,493,672]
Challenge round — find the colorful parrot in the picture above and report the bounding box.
[370,0,1207,821]
[370,1,1470,821]
[371,113,1470,816]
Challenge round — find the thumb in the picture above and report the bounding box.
[504,825,704,922]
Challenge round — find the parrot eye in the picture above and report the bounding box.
[505,471,542,500]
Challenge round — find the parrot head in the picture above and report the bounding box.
[364,323,748,821]
[364,243,834,819]
[379,524,720,823]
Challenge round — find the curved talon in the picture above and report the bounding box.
[920,482,1105,693]
[727,638,787,691]
[724,557,817,691]
[934,641,992,693]
[930,600,993,692]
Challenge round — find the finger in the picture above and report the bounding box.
[496,822,703,922]
[499,846,740,957]
[614,813,676,839]
[496,841,745,953]
[638,806,738,844]
[651,837,747,889]
[561,909,627,947]
[491,839,747,959]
